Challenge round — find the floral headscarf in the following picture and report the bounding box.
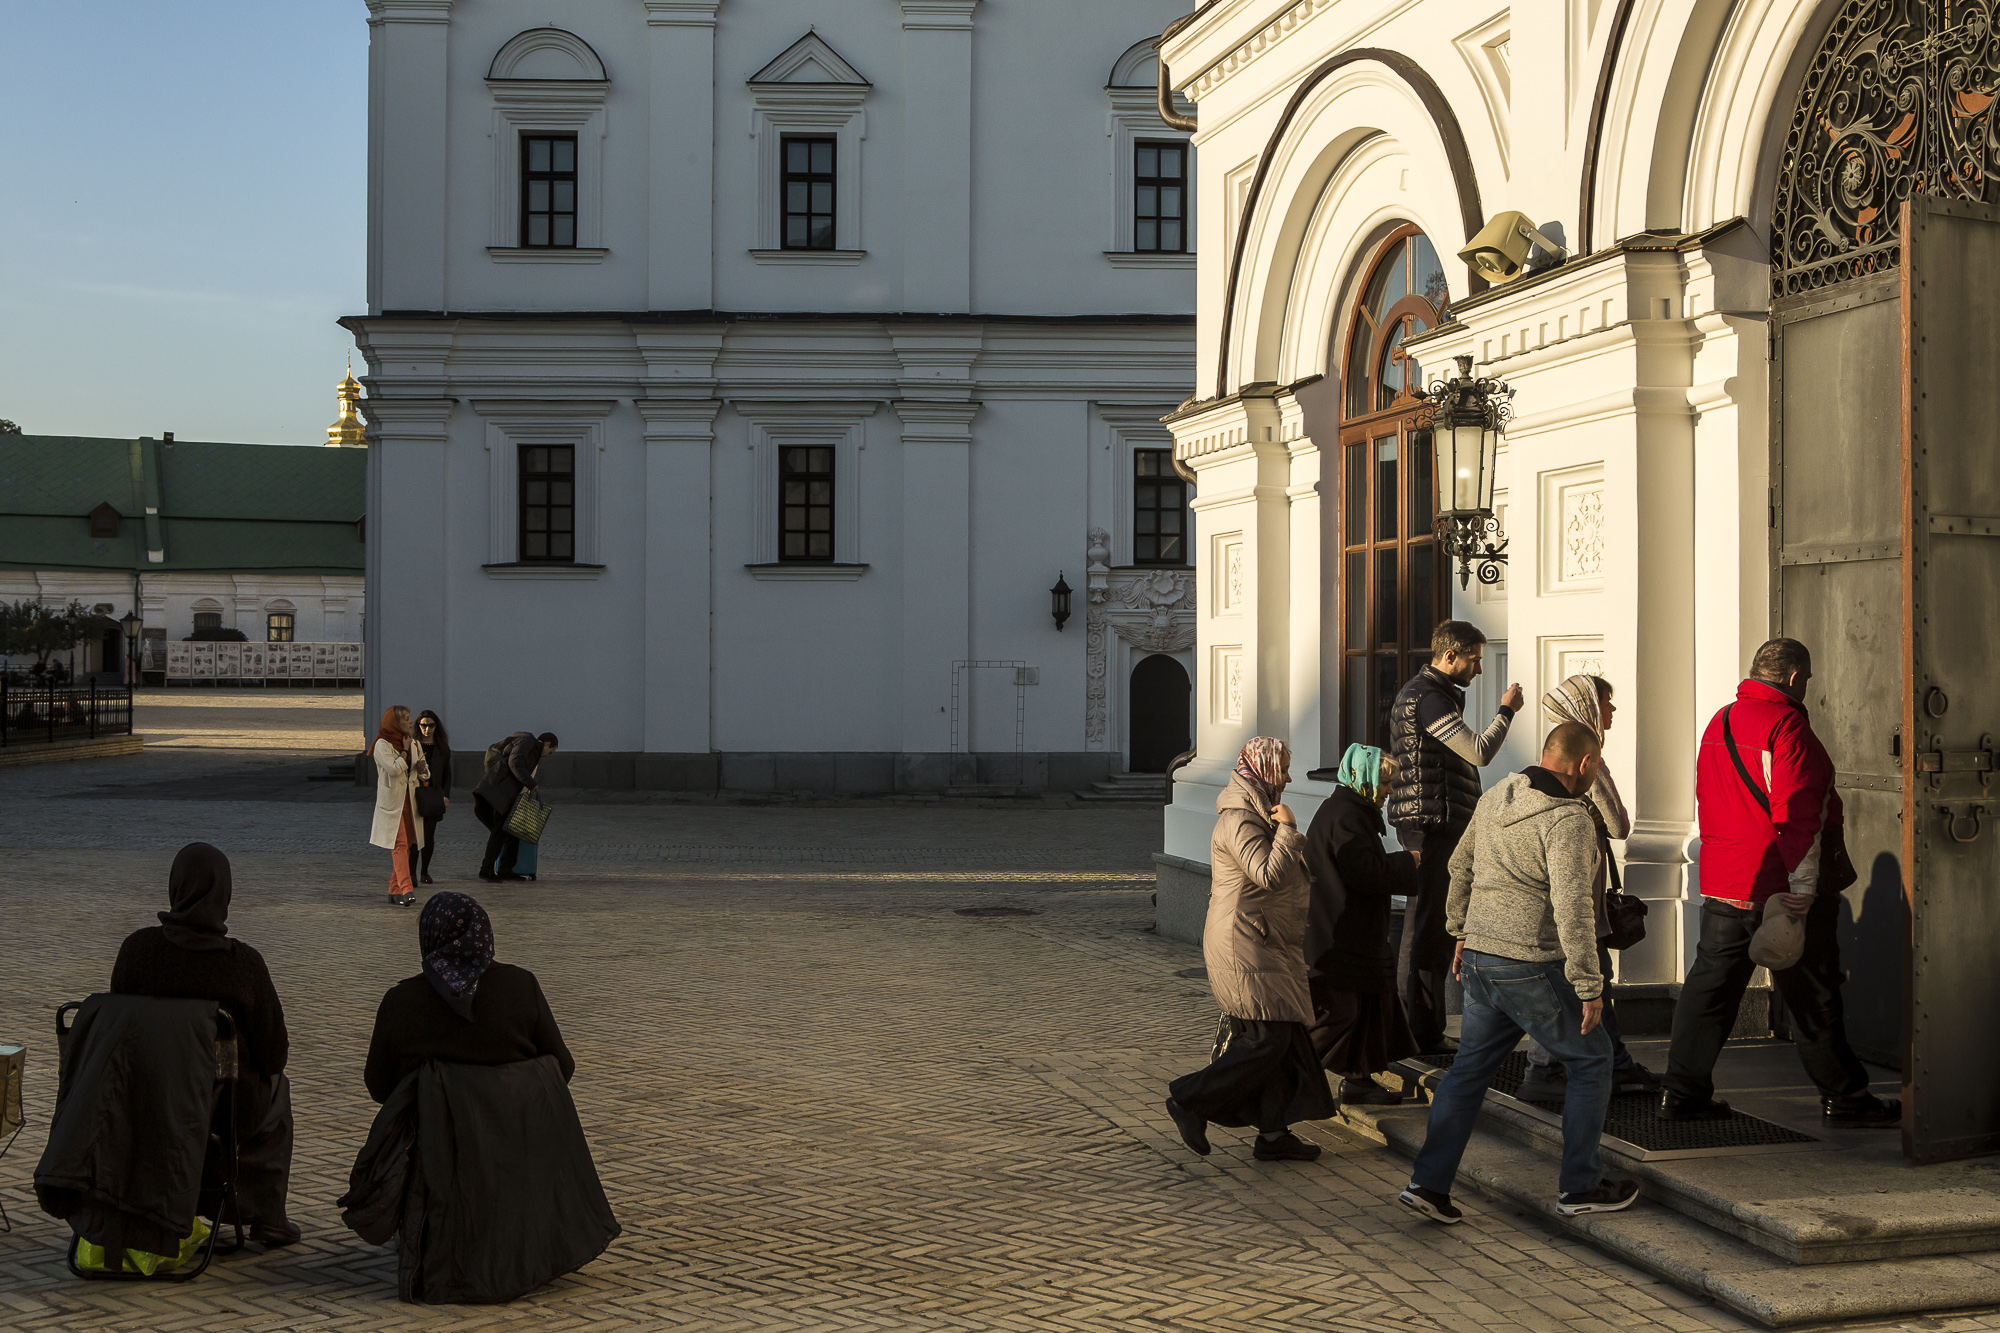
[1543,672,1623,821]
[1335,743,1386,802]
[419,892,496,1023]
[1233,736,1290,808]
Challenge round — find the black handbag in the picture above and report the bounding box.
[414,785,446,821]
[1602,850,1648,951]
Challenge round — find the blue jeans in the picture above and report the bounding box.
[1410,951,1613,1197]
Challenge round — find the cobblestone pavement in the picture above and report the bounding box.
[0,703,1990,1332]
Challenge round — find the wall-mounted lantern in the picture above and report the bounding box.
[1050,572,1073,631]
[1415,354,1512,589]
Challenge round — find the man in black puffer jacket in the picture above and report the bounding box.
[1386,621,1521,1053]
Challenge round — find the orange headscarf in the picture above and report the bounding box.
[374,705,409,752]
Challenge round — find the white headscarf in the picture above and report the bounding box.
[1542,674,1629,838]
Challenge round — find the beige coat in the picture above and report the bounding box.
[369,737,426,850]
[1203,772,1314,1024]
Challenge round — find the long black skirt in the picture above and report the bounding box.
[1309,986,1418,1080]
[1168,1015,1335,1131]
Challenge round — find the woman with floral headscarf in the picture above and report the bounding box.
[1515,674,1660,1102]
[1302,743,1420,1105]
[1166,737,1336,1163]
[363,892,574,1103]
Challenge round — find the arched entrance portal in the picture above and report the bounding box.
[1128,654,1190,773]
[1336,225,1450,750]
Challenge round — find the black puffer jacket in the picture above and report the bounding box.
[1386,666,1484,831]
[1303,787,1418,992]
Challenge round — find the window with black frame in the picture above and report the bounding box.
[782,137,836,250]
[193,611,222,632]
[521,134,577,248]
[1133,449,1187,565]
[266,613,294,643]
[780,445,834,561]
[519,445,576,562]
[1135,141,1187,253]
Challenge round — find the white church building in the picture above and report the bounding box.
[349,0,1202,793]
[1151,0,2000,1091]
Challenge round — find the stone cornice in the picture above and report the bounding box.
[898,0,979,32]
[643,0,722,26]
[365,0,453,24]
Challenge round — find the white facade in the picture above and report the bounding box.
[0,572,364,673]
[1156,0,1887,988]
[351,0,1204,791]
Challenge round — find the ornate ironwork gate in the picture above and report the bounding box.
[1772,2,2000,1163]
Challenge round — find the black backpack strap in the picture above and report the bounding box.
[1721,706,1772,817]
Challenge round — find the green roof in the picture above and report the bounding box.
[0,435,364,574]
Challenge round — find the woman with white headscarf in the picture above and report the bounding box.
[1515,675,1660,1101]
[1165,737,1336,1163]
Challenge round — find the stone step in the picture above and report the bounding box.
[1076,773,1167,802]
[1336,1099,2000,1328]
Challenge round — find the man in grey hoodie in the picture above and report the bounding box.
[1397,722,1640,1224]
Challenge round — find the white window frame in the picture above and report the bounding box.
[1100,405,1190,567]
[737,401,875,576]
[485,78,610,261]
[746,35,870,263]
[474,401,615,577]
[1105,84,1194,267]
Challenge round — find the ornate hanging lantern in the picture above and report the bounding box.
[1414,355,1511,589]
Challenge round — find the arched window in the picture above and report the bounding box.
[1337,226,1450,749]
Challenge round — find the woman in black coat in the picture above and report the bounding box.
[1301,745,1419,1106]
[412,710,453,885]
[110,842,299,1245]
[364,892,574,1103]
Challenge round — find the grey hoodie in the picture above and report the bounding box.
[1445,769,1605,1000]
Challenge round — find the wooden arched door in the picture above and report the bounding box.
[1337,226,1451,750]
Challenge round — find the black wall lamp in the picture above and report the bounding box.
[1050,572,1073,631]
[1414,355,1512,589]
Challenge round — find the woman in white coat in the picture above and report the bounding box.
[370,705,428,907]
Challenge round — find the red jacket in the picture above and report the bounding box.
[1695,679,1842,905]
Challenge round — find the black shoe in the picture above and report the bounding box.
[1612,1063,1664,1096]
[1398,1185,1462,1224]
[420,873,434,885]
[252,1218,302,1247]
[478,871,501,882]
[1515,1067,1568,1101]
[1165,1098,1210,1156]
[1656,1093,1732,1121]
[1558,1177,1639,1216]
[1824,1093,1901,1127]
[1253,1131,1322,1162]
[387,892,414,907]
[1340,1077,1403,1106]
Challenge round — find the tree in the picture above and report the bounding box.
[0,599,92,667]
[0,420,20,434]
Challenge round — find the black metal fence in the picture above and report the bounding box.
[0,681,135,747]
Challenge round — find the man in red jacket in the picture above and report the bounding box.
[1659,638,1898,1127]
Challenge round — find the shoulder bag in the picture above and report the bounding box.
[1722,707,1856,894]
[504,790,550,845]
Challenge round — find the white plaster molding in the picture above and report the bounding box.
[1109,37,1162,89]
[899,0,980,32]
[1454,10,1512,178]
[1211,530,1245,616]
[1086,562,1197,749]
[364,0,453,24]
[485,80,608,250]
[471,400,615,567]
[1099,403,1185,567]
[1538,634,1607,702]
[749,32,871,85]
[1538,462,1606,595]
[1085,527,1113,604]
[745,48,869,254]
[1684,0,1820,232]
[1105,251,1197,268]
[736,401,877,566]
[745,563,869,582]
[1106,85,1196,256]
[1211,644,1246,724]
[487,246,609,264]
[643,0,721,26]
[1173,0,1422,107]
[483,562,606,581]
[748,249,868,266]
[488,27,607,81]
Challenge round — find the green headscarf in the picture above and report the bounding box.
[1336,743,1385,802]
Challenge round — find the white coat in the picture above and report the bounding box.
[370,737,427,850]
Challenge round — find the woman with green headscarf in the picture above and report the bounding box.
[1301,743,1421,1105]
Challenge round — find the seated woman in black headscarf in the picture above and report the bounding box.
[364,892,574,1102]
[110,842,298,1246]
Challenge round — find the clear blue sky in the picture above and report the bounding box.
[1,2,367,446]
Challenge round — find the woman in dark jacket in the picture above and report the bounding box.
[364,892,574,1103]
[110,842,299,1245]
[1302,745,1420,1106]
[412,709,453,885]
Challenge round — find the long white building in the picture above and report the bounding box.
[350,0,1201,792]
[1152,0,2000,1130]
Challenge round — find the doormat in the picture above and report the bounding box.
[1394,1050,1822,1160]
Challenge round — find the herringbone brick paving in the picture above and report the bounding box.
[0,705,1986,1331]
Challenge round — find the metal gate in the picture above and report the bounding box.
[1773,197,2000,1162]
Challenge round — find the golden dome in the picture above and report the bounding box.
[326,367,368,447]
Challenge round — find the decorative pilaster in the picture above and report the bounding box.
[897,0,978,311]
[645,2,722,310]
[356,392,454,728]
[363,2,454,312]
[637,396,722,755]
[893,392,981,757]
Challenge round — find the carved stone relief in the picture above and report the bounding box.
[1082,531,1197,748]
[1561,484,1604,581]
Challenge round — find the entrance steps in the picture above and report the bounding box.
[1076,771,1166,802]
[1334,1037,2000,1326]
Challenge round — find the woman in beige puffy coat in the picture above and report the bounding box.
[1165,737,1336,1163]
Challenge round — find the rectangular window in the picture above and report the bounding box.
[1339,421,1442,749]
[193,612,222,632]
[782,137,837,250]
[1133,449,1188,565]
[1135,141,1186,253]
[519,444,576,562]
[520,135,578,248]
[780,445,834,561]
[266,613,294,643]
